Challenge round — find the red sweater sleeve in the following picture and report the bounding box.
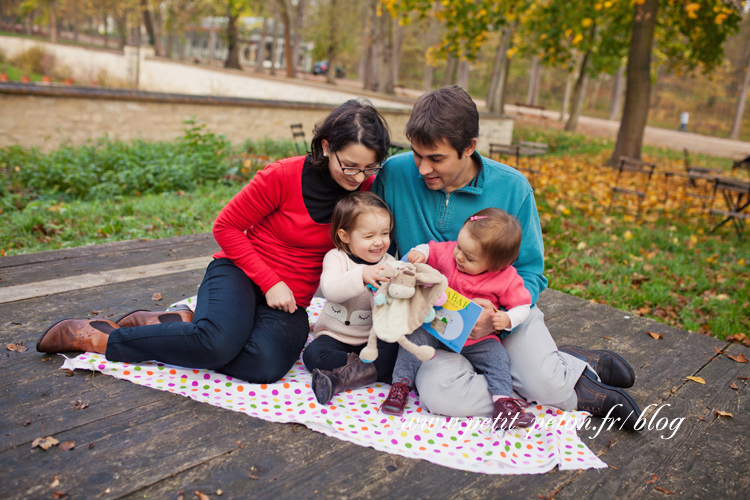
[212,161,286,292]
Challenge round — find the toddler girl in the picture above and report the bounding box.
[381,207,536,430]
[304,191,398,405]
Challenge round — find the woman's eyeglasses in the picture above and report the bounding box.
[334,151,382,176]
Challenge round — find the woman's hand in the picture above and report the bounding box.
[492,310,511,332]
[407,250,427,264]
[363,264,388,289]
[265,281,298,314]
[468,297,497,340]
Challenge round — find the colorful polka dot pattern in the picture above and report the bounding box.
[60,297,606,474]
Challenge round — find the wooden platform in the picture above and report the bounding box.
[1,234,748,499]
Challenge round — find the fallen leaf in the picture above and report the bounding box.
[58,441,75,451]
[5,342,28,353]
[686,376,705,384]
[73,399,89,410]
[647,331,663,340]
[152,292,163,301]
[248,474,259,480]
[609,465,619,469]
[646,474,658,484]
[738,376,750,381]
[713,346,725,354]
[64,370,75,377]
[195,491,210,500]
[726,353,749,363]
[50,477,60,488]
[654,486,676,495]
[88,443,94,449]
[32,436,59,450]
[91,309,101,315]
[52,492,69,499]
[715,409,733,417]
[602,336,614,340]
[729,382,739,390]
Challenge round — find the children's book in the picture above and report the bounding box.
[423,287,484,353]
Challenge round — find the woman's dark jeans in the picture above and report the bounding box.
[303,333,398,382]
[106,258,309,383]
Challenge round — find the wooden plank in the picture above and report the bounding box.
[0,256,212,304]
[1,396,281,500]
[0,233,215,269]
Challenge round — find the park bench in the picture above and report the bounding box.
[513,102,548,124]
[662,149,721,213]
[608,156,657,219]
[488,141,548,187]
[708,176,750,239]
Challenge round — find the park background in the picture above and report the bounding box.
[1,0,749,342]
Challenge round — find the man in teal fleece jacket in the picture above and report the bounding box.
[373,86,641,431]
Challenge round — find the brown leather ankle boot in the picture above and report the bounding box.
[36,319,118,354]
[116,304,193,328]
[311,353,377,405]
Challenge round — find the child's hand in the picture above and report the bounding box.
[407,250,426,264]
[363,264,388,289]
[492,310,511,331]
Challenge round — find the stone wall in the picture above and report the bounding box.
[0,85,514,154]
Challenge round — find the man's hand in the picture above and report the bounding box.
[363,264,388,289]
[492,310,511,331]
[407,250,427,264]
[469,297,496,340]
[265,281,297,313]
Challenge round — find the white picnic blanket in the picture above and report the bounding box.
[61,297,606,474]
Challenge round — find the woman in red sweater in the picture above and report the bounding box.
[36,99,391,383]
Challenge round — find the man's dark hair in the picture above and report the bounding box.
[405,85,479,158]
[310,98,391,169]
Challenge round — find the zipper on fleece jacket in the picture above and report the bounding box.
[440,192,450,227]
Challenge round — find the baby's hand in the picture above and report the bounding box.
[363,264,387,289]
[407,250,426,264]
[492,310,511,331]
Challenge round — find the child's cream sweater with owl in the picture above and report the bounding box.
[313,249,396,345]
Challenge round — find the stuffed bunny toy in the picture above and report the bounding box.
[360,261,448,363]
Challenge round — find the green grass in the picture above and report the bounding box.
[1,125,748,341]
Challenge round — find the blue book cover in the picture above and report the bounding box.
[423,287,484,353]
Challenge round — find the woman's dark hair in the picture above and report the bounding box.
[406,85,479,158]
[310,98,391,169]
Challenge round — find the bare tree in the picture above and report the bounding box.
[730,35,750,139]
[565,50,590,131]
[608,63,626,121]
[224,0,241,69]
[611,0,658,163]
[291,0,307,74]
[526,56,541,105]
[486,25,513,113]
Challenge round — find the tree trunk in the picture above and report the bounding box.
[456,58,469,90]
[152,6,163,56]
[49,0,58,43]
[115,15,126,49]
[256,16,268,72]
[277,0,293,77]
[140,0,155,46]
[269,6,279,75]
[422,6,439,91]
[443,55,456,86]
[380,9,394,94]
[224,2,241,69]
[365,0,380,91]
[608,63,626,121]
[560,69,574,121]
[526,56,541,105]
[326,0,337,84]
[611,0,658,164]
[392,18,404,88]
[730,37,750,140]
[487,26,513,112]
[360,0,376,88]
[565,50,590,131]
[102,13,108,48]
[291,0,306,74]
